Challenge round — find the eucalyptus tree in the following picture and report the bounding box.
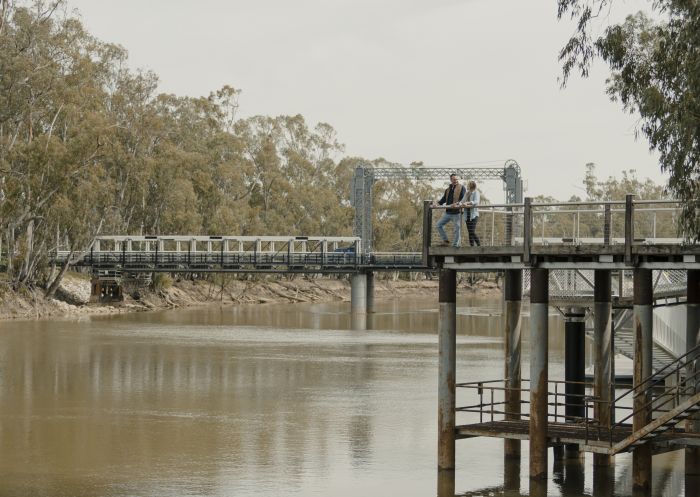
[558,1,700,239]
[0,0,113,286]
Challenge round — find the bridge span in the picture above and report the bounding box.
[60,235,424,274]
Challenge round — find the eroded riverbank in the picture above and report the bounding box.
[0,272,500,320]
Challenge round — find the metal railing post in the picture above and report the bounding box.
[523,198,532,264]
[625,195,635,265]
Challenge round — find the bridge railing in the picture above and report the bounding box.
[53,235,426,271]
[424,198,685,257]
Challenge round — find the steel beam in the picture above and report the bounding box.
[633,268,653,493]
[438,269,457,471]
[504,270,522,459]
[594,269,613,467]
[529,268,549,480]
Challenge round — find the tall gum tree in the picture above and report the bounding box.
[558,1,700,239]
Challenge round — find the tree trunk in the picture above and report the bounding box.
[45,249,73,299]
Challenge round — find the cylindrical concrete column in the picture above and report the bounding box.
[351,273,367,330]
[686,270,700,483]
[529,268,549,480]
[438,269,457,471]
[594,269,613,467]
[564,306,586,459]
[366,271,375,314]
[633,268,653,493]
[504,270,523,459]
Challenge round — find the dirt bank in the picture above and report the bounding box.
[0,273,501,321]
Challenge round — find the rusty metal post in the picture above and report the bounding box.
[594,269,613,467]
[564,306,586,459]
[351,273,367,330]
[625,195,635,266]
[529,268,549,480]
[593,463,614,497]
[504,269,523,459]
[523,198,532,264]
[563,457,585,496]
[437,468,455,497]
[438,269,457,471]
[633,268,653,493]
[503,455,520,493]
[686,270,700,483]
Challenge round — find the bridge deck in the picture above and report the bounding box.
[431,243,700,270]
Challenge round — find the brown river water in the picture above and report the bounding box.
[0,296,687,496]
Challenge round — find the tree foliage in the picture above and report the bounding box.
[0,1,437,291]
[558,1,700,238]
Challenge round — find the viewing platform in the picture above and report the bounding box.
[429,195,700,495]
[424,196,700,270]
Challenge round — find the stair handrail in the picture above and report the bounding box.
[609,342,700,444]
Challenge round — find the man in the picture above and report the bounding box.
[462,180,481,246]
[432,173,465,247]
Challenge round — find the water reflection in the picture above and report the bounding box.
[0,296,689,496]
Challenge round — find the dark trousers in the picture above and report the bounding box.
[466,216,480,246]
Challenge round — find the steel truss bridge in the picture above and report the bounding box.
[350,160,522,253]
[59,235,424,274]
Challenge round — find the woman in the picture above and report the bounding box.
[462,180,481,246]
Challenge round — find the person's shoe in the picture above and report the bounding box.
[438,240,450,246]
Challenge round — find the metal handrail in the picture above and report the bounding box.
[607,343,700,444]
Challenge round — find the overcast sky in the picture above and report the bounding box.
[68,0,664,202]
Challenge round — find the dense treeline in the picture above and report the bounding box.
[0,1,437,292]
[0,2,675,296]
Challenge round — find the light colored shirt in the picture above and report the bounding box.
[465,190,479,220]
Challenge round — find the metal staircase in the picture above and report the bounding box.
[585,308,678,373]
[605,343,700,454]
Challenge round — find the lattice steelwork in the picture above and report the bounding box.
[521,269,688,301]
[351,159,522,254]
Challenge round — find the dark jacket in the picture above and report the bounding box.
[438,183,465,214]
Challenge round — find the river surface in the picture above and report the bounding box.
[0,296,687,496]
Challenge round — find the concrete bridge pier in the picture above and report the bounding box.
[437,269,457,473]
[351,273,367,330]
[594,269,613,467]
[529,268,549,481]
[504,269,522,460]
[686,269,700,487]
[633,268,653,494]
